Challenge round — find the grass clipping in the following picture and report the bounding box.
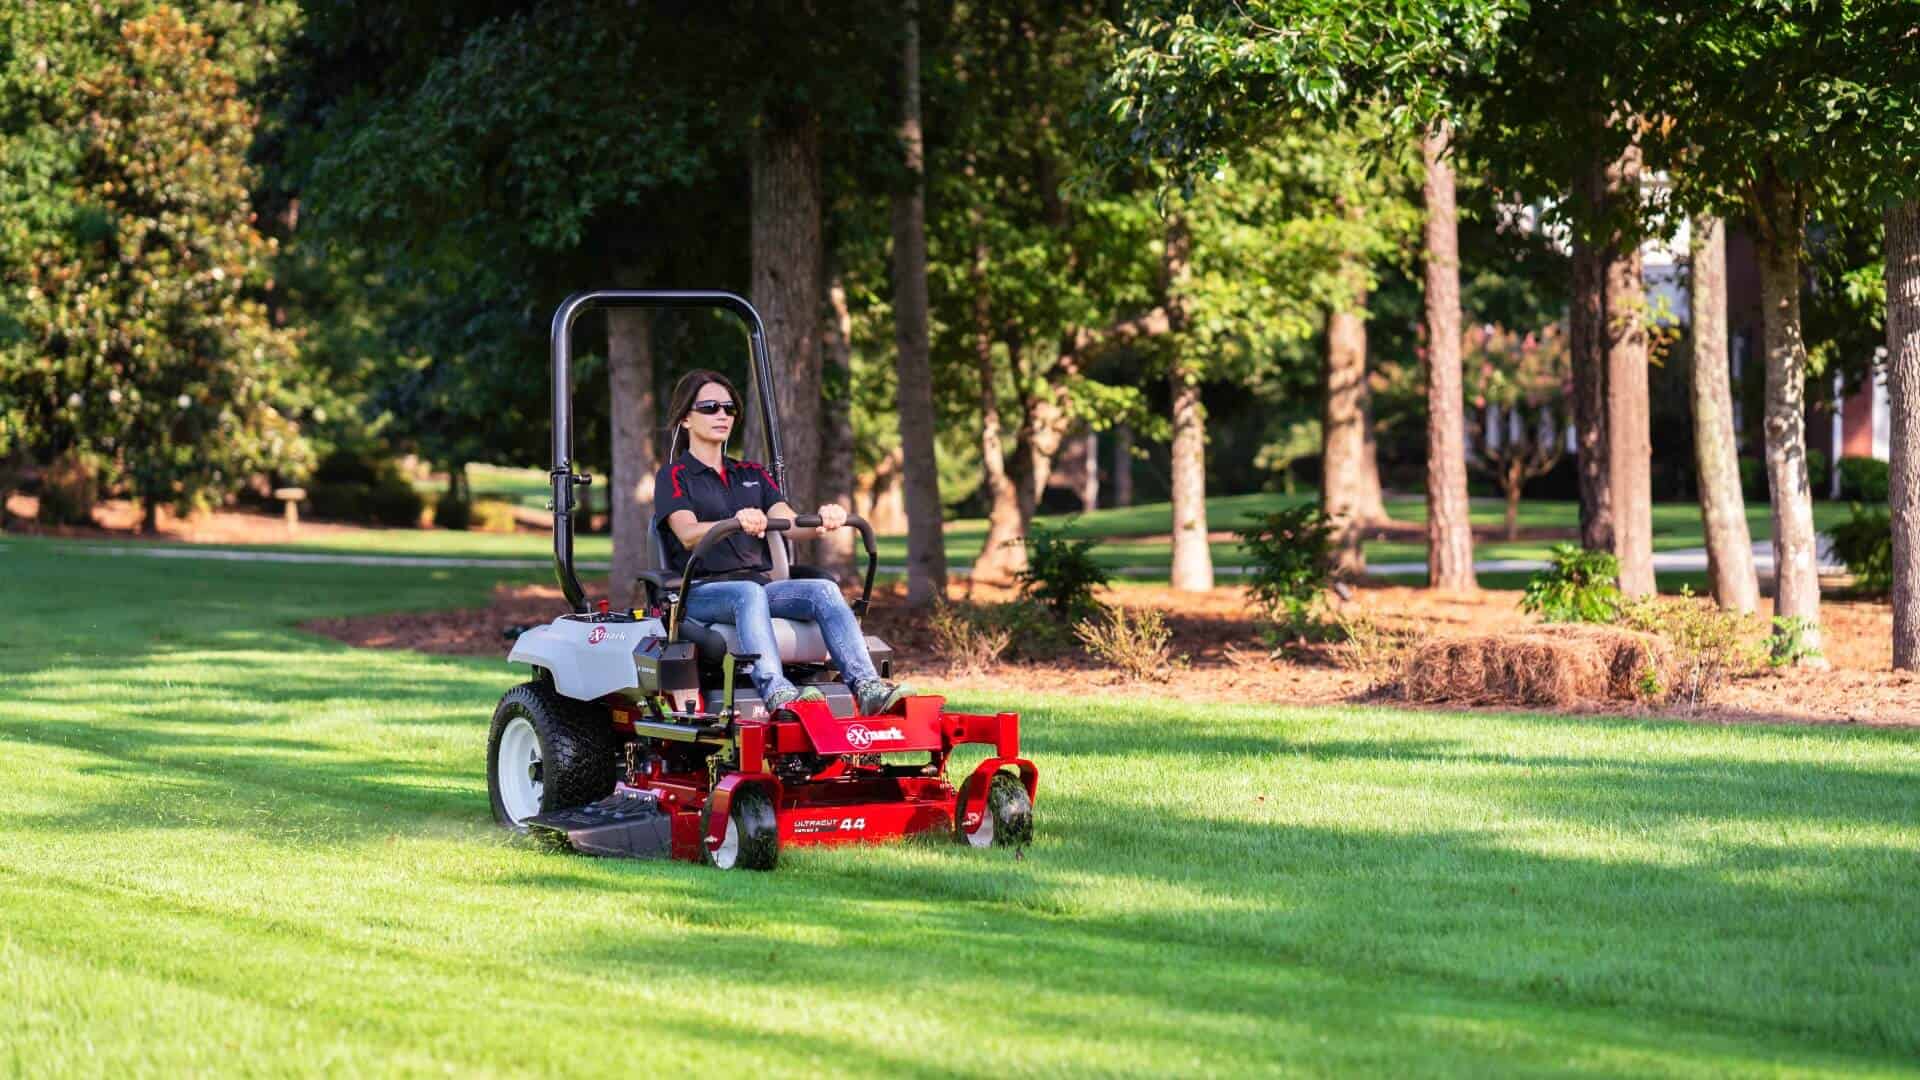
[1399,625,1676,708]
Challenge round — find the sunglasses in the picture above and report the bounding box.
[690,400,738,417]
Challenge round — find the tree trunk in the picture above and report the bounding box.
[1689,215,1759,613]
[1078,428,1099,512]
[969,227,1028,584]
[819,272,858,579]
[1421,123,1477,593]
[890,0,947,606]
[1165,215,1212,592]
[1111,423,1134,508]
[1356,374,1387,524]
[1322,285,1371,576]
[1604,143,1653,598]
[1752,179,1824,662]
[608,307,657,608]
[858,445,909,535]
[1570,161,1613,552]
[1886,198,1920,669]
[1504,467,1522,541]
[751,107,825,543]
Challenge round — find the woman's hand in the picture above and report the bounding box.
[815,503,847,532]
[734,507,769,537]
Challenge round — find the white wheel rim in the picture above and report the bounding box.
[498,716,543,824]
[965,784,995,848]
[713,813,741,869]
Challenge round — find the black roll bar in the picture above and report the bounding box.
[667,515,880,644]
[547,290,785,613]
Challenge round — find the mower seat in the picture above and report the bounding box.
[652,513,840,667]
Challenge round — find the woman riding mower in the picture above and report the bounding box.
[654,368,913,715]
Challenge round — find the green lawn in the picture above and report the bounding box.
[1,536,1915,1074]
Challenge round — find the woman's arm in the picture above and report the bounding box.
[766,501,847,540]
[667,506,770,547]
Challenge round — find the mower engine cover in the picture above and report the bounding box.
[509,614,664,701]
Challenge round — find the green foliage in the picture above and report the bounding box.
[468,499,518,534]
[1807,450,1830,501]
[1618,591,1767,710]
[0,4,310,518]
[927,602,1014,675]
[1829,502,1892,596]
[434,492,473,532]
[1838,457,1890,503]
[1520,544,1622,624]
[1015,522,1110,624]
[1074,606,1180,682]
[37,449,99,526]
[1235,506,1336,634]
[1768,616,1824,668]
[307,451,422,527]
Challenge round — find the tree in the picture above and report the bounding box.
[890,0,947,605]
[1890,201,1920,668]
[1464,324,1568,540]
[1688,215,1759,613]
[0,3,307,531]
[1104,0,1515,592]
[1644,5,1920,661]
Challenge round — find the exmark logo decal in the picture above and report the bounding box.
[793,817,867,835]
[586,627,607,645]
[842,723,904,750]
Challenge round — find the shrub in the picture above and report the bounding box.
[1235,506,1336,632]
[1331,613,1417,689]
[367,477,425,527]
[1828,501,1892,595]
[313,449,379,487]
[1016,522,1109,622]
[1738,457,1767,501]
[435,492,473,531]
[1618,591,1766,710]
[988,598,1079,660]
[1768,615,1824,667]
[1807,449,1829,500]
[1074,606,1179,682]
[38,449,99,526]
[471,498,519,533]
[307,481,368,522]
[1520,543,1622,624]
[1838,456,1890,502]
[928,602,1013,675]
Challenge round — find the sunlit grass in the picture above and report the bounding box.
[1,542,1915,1074]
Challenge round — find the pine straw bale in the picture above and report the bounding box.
[1399,624,1674,707]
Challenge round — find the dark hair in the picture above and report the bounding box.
[665,368,744,459]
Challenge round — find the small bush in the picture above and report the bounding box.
[1331,613,1416,689]
[1738,457,1768,501]
[1074,606,1179,682]
[1016,522,1109,623]
[471,498,519,533]
[1807,449,1829,500]
[1236,506,1336,634]
[928,602,1013,675]
[1829,501,1892,595]
[988,598,1079,660]
[1618,592,1766,710]
[435,492,473,530]
[367,477,425,527]
[1769,615,1824,667]
[38,449,99,526]
[1838,456,1890,502]
[313,449,379,487]
[1520,543,1622,624]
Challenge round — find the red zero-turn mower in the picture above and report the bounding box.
[487,290,1038,869]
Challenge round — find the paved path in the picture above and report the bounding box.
[54,538,1846,579]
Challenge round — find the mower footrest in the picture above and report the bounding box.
[526,788,673,859]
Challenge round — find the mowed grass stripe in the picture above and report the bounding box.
[2,541,1918,1074]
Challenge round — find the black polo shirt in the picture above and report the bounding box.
[653,451,785,580]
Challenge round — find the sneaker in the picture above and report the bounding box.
[763,684,827,712]
[854,678,915,716]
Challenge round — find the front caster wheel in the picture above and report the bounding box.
[703,785,779,871]
[956,771,1033,848]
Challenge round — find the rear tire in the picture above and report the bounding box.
[956,771,1033,849]
[703,785,779,871]
[488,681,617,830]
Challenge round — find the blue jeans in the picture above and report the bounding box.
[683,578,879,699]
